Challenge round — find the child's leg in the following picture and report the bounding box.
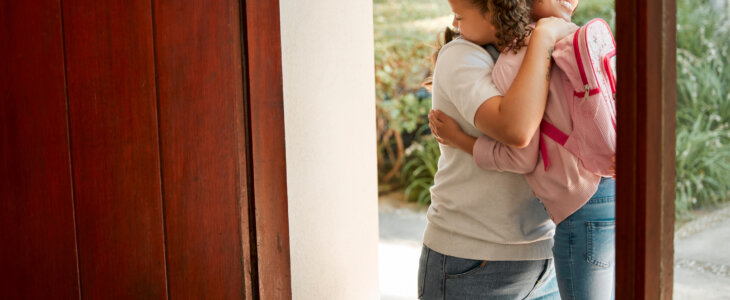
[552,178,616,300]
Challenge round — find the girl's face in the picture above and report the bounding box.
[448,0,497,45]
[530,0,579,21]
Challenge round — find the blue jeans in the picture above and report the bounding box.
[553,177,616,300]
[417,245,561,299]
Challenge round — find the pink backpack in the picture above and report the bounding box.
[543,18,617,177]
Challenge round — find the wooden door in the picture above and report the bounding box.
[0,0,290,299]
[1,2,80,298]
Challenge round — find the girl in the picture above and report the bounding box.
[417,0,577,298]
[429,0,617,299]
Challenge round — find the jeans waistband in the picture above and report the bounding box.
[588,177,616,203]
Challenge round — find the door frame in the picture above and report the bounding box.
[615,0,676,298]
[241,0,292,299]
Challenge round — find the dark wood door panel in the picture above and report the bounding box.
[153,0,250,297]
[61,0,168,298]
[0,1,81,298]
[243,0,292,299]
[1,0,291,298]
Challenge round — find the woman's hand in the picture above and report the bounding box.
[534,17,579,43]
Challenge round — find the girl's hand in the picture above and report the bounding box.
[429,109,464,147]
[534,17,579,43]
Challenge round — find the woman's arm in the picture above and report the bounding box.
[474,17,577,148]
[430,109,539,174]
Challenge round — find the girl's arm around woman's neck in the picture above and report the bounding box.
[472,18,577,148]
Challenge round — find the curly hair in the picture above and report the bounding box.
[471,0,532,51]
[423,0,533,90]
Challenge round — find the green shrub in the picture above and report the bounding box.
[677,0,729,58]
[374,0,449,189]
[674,0,730,218]
[401,133,440,205]
[675,115,730,218]
[572,0,615,28]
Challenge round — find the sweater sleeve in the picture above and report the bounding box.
[472,129,540,174]
[435,40,502,128]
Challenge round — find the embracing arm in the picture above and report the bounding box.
[472,130,540,174]
[430,109,539,174]
[474,18,577,148]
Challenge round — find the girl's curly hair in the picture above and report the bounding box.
[472,0,532,51]
[423,0,533,90]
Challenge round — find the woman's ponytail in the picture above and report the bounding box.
[423,27,460,91]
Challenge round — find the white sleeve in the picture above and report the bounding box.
[434,41,502,127]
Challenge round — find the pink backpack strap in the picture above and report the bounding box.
[603,49,617,94]
[539,134,550,170]
[539,120,569,170]
[574,88,601,98]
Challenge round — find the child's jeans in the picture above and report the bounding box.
[553,177,616,300]
[417,245,561,299]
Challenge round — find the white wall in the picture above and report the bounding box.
[279,0,380,299]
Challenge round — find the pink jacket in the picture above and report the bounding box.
[473,44,602,224]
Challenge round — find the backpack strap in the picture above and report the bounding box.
[482,44,500,63]
[539,120,569,170]
[539,134,550,171]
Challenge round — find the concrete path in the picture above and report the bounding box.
[378,192,427,300]
[378,192,730,300]
[674,204,730,300]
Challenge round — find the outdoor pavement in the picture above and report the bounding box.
[674,205,730,299]
[378,192,427,300]
[378,191,730,300]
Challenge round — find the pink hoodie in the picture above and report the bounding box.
[473,43,603,224]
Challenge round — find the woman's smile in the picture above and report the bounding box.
[559,0,572,10]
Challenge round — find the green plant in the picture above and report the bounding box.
[677,0,729,58]
[673,0,730,218]
[401,133,440,205]
[374,0,450,189]
[675,114,730,218]
[676,46,730,129]
[571,0,615,28]
[376,93,432,187]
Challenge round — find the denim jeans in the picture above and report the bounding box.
[553,177,616,300]
[417,245,561,299]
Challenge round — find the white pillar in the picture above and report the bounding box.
[279,0,380,299]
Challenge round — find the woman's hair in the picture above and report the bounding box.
[423,27,459,91]
[423,0,533,90]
